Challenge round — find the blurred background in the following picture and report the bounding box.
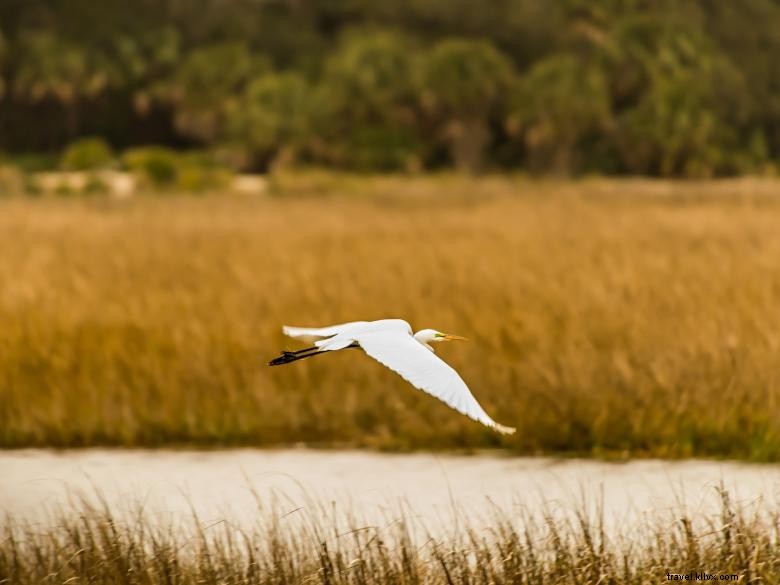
[1,0,780,459]
[1,0,779,180]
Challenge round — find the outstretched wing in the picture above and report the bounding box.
[282,322,367,342]
[356,330,515,435]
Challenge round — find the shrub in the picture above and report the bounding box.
[60,137,114,170]
[175,163,230,193]
[344,125,424,172]
[122,146,178,188]
[82,174,110,195]
[123,147,231,193]
[54,182,74,196]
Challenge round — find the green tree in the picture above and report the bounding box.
[418,39,514,172]
[13,32,120,137]
[312,30,422,170]
[702,0,780,161]
[509,54,609,175]
[321,30,417,120]
[227,72,311,170]
[1,0,780,175]
[600,16,749,176]
[619,76,722,177]
[154,43,268,143]
[112,28,180,105]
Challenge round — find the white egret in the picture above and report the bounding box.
[269,319,515,434]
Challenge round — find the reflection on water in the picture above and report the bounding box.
[2,449,779,534]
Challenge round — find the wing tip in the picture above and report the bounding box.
[493,423,516,435]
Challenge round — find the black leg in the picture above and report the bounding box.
[287,346,319,355]
[267,342,360,366]
[268,346,322,366]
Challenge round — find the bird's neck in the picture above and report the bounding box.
[413,332,436,352]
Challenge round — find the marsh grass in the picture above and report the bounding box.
[1,487,776,583]
[2,175,780,456]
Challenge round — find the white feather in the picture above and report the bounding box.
[279,319,515,434]
[282,322,366,342]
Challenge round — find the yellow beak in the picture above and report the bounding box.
[443,334,468,342]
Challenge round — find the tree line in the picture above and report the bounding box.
[1,0,779,176]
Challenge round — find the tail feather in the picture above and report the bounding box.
[283,322,363,341]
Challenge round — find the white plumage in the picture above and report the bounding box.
[273,319,515,435]
[282,322,366,342]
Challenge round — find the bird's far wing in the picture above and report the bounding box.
[282,322,366,342]
[357,331,515,435]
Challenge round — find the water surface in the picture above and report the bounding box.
[2,449,778,534]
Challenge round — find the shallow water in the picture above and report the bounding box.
[2,449,779,534]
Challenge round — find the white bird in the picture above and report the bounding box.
[269,319,515,435]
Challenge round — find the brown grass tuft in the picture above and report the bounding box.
[1,487,776,583]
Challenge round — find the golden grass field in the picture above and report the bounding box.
[2,175,780,457]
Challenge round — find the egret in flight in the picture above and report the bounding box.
[269,319,515,434]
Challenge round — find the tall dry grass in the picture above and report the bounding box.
[2,175,780,456]
[0,488,773,583]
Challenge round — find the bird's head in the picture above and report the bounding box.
[413,329,468,351]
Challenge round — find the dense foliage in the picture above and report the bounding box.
[1,0,779,175]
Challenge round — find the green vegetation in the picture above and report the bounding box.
[60,137,114,171]
[1,1,779,175]
[122,147,230,192]
[122,146,179,188]
[419,39,514,173]
[1,177,780,457]
[0,489,773,583]
[509,54,610,174]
